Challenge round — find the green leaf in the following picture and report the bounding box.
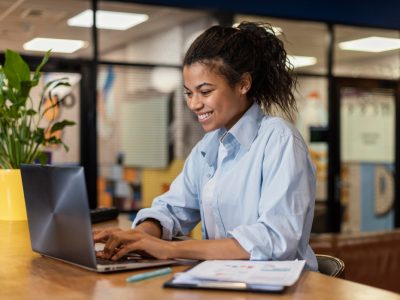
[46,136,61,145]
[61,141,69,152]
[14,138,21,167]
[20,80,33,100]
[1,109,13,118]
[0,91,4,107]
[0,71,5,106]
[33,128,45,144]
[10,105,21,118]
[19,124,29,141]
[32,50,51,86]
[50,120,76,133]
[3,49,31,90]
[26,109,37,116]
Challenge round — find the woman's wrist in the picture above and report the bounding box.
[135,218,162,238]
[167,241,182,260]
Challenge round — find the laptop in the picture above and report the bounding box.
[20,164,175,272]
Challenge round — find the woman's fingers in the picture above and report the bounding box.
[103,236,123,258]
[111,243,139,261]
[93,228,121,242]
[98,229,167,261]
[93,231,109,242]
[102,230,138,259]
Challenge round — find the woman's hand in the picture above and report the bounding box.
[99,229,173,261]
[93,227,122,243]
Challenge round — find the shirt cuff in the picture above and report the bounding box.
[227,224,272,260]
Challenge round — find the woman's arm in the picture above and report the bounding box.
[225,127,317,268]
[170,238,250,260]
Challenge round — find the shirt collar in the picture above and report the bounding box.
[227,102,264,150]
[200,102,264,165]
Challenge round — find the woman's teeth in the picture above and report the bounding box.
[198,112,212,120]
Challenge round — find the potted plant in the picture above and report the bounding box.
[0,49,75,220]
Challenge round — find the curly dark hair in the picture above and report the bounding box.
[183,21,297,121]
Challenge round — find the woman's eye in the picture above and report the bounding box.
[201,90,212,96]
[184,91,192,97]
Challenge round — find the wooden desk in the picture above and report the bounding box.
[2,220,400,300]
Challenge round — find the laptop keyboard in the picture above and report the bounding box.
[96,253,157,265]
[97,257,141,265]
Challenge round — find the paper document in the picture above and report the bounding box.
[174,260,305,286]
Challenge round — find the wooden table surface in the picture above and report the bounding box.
[1,219,400,300]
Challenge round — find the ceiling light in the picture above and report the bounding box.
[67,9,149,30]
[339,37,400,52]
[23,38,86,53]
[287,55,317,68]
[232,23,282,35]
[270,26,283,35]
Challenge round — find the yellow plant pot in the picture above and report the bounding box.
[0,169,27,221]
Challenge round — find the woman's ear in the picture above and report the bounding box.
[239,72,252,95]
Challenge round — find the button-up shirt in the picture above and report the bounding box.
[133,103,318,270]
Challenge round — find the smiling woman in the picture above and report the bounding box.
[94,21,318,271]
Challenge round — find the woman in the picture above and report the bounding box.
[94,21,317,270]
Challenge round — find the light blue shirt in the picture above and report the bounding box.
[133,103,318,270]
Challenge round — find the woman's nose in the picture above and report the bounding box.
[187,95,202,111]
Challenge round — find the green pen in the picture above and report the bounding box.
[126,267,172,283]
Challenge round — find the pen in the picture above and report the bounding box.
[126,267,172,283]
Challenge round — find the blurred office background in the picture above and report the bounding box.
[1,0,399,236]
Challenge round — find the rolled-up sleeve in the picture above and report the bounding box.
[132,147,202,240]
[228,130,316,262]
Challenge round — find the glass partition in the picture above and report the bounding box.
[235,15,329,75]
[98,1,212,65]
[95,2,213,213]
[0,0,91,59]
[339,83,396,233]
[334,25,400,79]
[96,64,204,211]
[295,77,329,232]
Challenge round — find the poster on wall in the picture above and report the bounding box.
[33,73,81,164]
[341,88,395,163]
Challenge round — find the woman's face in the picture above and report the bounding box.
[183,62,251,132]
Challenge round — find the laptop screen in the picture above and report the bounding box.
[20,164,97,269]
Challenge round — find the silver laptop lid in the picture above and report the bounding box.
[20,164,97,270]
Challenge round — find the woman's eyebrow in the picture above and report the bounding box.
[184,82,214,90]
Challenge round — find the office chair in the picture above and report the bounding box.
[316,254,345,278]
